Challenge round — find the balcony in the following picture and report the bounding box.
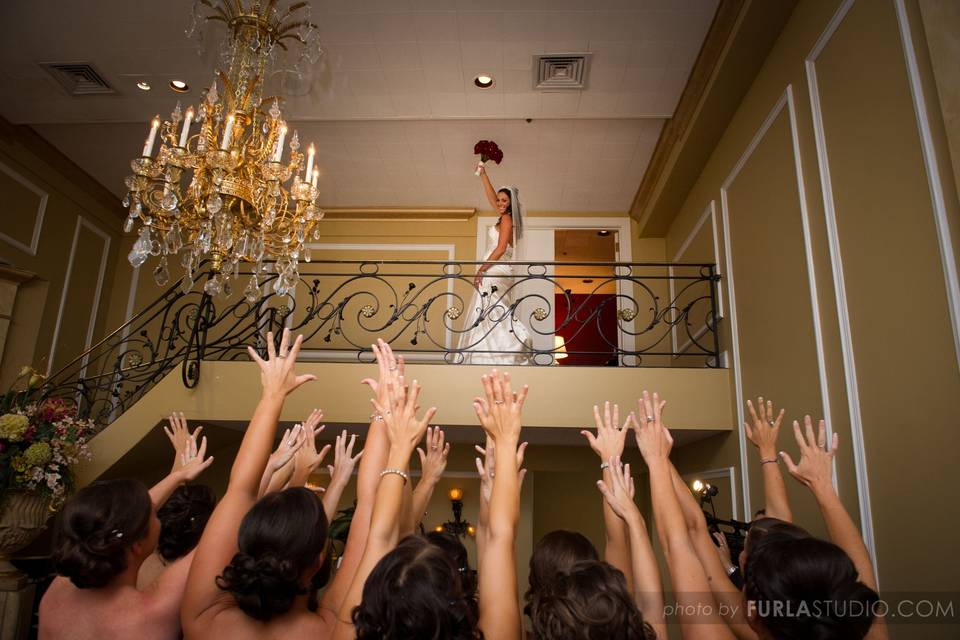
[40,259,731,483]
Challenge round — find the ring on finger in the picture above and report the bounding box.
[494,400,504,405]
[646,415,654,422]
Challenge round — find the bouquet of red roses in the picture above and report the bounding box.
[474,140,503,176]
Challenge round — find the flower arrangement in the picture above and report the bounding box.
[0,367,95,507]
[473,140,503,176]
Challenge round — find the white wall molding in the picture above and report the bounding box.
[304,241,458,350]
[720,85,835,518]
[893,0,960,371]
[0,159,48,256]
[669,200,723,356]
[47,217,111,377]
[804,0,878,579]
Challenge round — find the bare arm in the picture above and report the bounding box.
[410,427,450,528]
[182,330,316,630]
[333,378,435,639]
[581,401,634,589]
[479,164,498,209]
[475,372,528,640]
[595,455,665,639]
[319,340,402,615]
[321,430,362,523]
[635,392,736,640]
[745,397,792,522]
[667,460,756,640]
[781,417,887,639]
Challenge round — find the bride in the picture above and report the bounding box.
[457,165,532,365]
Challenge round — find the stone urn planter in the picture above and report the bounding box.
[0,492,51,581]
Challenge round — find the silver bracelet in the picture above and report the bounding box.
[599,462,611,471]
[380,468,409,484]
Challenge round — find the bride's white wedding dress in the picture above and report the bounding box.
[457,224,532,365]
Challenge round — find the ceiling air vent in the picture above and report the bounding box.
[534,53,592,90]
[40,62,116,96]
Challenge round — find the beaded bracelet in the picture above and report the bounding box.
[370,413,384,422]
[380,468,409,484]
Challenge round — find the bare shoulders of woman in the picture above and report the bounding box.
[40,580,177,640]
[193,602,335,640]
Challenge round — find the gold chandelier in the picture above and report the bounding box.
[124,0,324,300]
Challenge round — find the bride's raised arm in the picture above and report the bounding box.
[478,164,498,210]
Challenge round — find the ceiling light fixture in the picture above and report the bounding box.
[137,81,151,91]
[169,79,189,92]
[124,0,324,299]
[597,230,610,237]
[474,74,494,88]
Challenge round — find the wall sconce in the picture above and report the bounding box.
[436,487,474,537]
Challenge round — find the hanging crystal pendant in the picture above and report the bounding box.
[244,274,261,303]
[124,215,136,234]
[166,223,183,254]
[203,274,222,296]
[153,256,170,286]
[206,193,223,214]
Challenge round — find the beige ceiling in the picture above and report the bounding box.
[0,0,719,212]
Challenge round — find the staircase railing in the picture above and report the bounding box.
[42,259,721,427]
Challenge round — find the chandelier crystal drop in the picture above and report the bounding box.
[124,0,325,297]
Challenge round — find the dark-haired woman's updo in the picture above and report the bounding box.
[525,530,599,610]
[353,535,481,640]
[528,560,656,640]
[216,487,328,621]
[744,533,879,640]
[426,530,478,618]
[52,479,153,589]
[156,484,215,561]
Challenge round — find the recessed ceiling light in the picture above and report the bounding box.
[474,74,494,88]
[597,230,611,237]
[169,79,189,92]
[136,81,151,91]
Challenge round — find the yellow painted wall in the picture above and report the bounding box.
[664,0,960,599]
[0,124,126,388]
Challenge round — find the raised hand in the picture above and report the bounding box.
[372,377,436,453]
[269,423,306,471]
[164,411,203,473]
[596,456,639,522]
[581,401,628,462]
[745,396,785,458]
[177,432,214,481]
[327,429,363,487]
[292,419,332,483]
[417,426,450,486]
[631,391,672,465]
[246,328,316,398]
[780,415,836,493]
[361,338,405,411]
[473,370,528,444]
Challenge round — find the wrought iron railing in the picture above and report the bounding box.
[42,260,720,426]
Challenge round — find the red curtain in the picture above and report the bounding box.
[554,293,618,366]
